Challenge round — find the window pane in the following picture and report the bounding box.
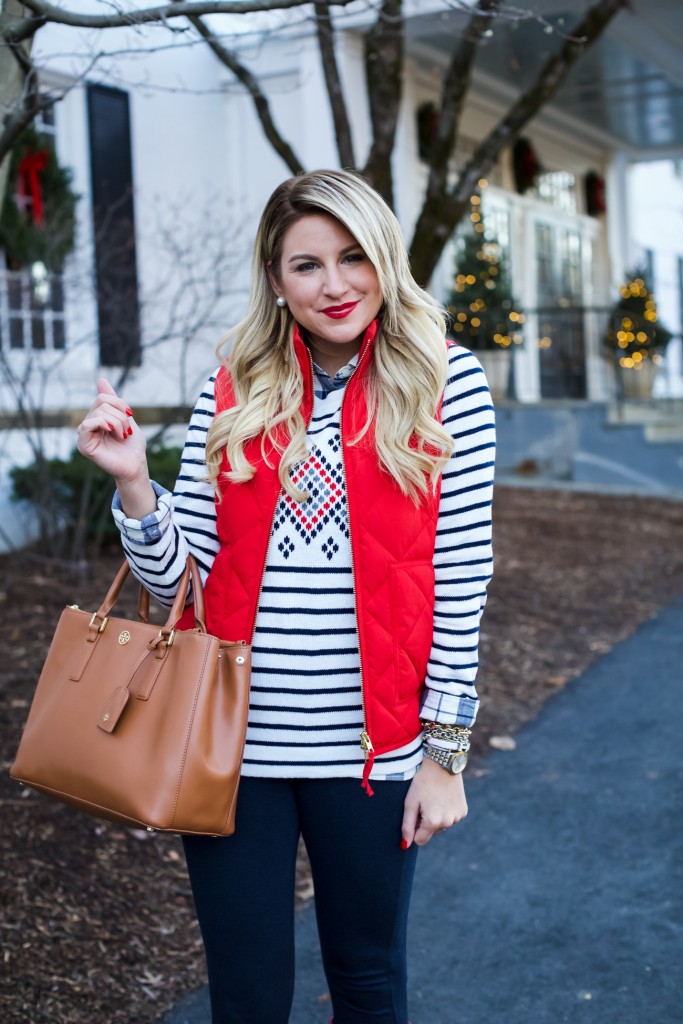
[31,317,46,349]
[53,318,66,349]
[9,317,24,349]
[534,171,577,213]
[51,275,64,312]
[8,276,23,311]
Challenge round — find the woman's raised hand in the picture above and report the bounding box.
[77,378,148,483]
[77,379,158,520]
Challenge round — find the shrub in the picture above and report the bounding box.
[10,441,184,556]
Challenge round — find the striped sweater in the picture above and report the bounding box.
[113,345,495,780]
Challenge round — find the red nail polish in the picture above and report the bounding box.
[401,838,409,851]
[106,422,114,430]
[127,426,133,436]
[125,407,133,416]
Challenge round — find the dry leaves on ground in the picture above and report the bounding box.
[1,486,682,1023]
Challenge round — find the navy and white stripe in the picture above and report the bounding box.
[113,346,495,780]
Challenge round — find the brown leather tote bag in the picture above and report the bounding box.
[10,556,250,836]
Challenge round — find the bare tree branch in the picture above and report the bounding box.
[409,0,631,285]
[424,0,504,203]
[362,0,403,208]
[314,3,355,168]
[180,9,305,175]
[7,0,357,40]
[0,83,53,168]
[0,0,39,198]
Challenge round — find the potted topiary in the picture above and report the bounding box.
[603,271,672,400]
[445,213,524,401]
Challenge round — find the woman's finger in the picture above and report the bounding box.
[96,377,119,398]
[78,413,130,450]
[88,399,132,440]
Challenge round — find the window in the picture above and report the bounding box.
[0,266,66,352]
[533,170,578,214]
[534,221,586,398]
[87,84,141,367]
[0,97,66,354]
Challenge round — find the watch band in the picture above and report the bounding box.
[422,743,468,775]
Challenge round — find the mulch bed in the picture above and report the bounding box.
[1,486,682,1023]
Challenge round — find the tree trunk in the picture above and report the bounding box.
[409,0,630,287]
[0,1,35,208]
[362,0,403,208]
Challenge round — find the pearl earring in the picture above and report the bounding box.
[276,296,287,308]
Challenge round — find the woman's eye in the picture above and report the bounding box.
[295,261,317,273]
[344,252,364,264]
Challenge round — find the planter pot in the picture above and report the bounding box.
[619,360,657,400]
[477,348,511,401]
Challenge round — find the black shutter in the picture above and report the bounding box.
[87,84,141,367]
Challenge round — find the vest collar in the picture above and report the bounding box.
[292,319,379,415]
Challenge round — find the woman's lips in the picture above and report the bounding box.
[321,301,359,319]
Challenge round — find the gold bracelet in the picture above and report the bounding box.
[421,721,471,744]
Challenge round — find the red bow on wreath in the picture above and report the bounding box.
[17,148,50,227]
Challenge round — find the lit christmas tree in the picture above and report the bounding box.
[446,194,524,350]
[604,270,672,371]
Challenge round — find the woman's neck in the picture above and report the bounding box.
[305,338,362,379]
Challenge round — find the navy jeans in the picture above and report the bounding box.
[182,776,418,1024]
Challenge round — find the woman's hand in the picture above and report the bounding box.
[77,379,156,519]
[77,379,145,480]
[401,756,468,848]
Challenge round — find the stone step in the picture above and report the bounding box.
[606,400,683,427]
[645,422,683,443]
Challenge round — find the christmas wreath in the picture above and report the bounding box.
[0,125,78,272]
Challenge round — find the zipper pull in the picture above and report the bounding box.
[360,730,374,757]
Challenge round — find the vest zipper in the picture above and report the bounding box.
[333,344,376,791]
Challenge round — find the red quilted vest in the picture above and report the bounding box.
[189,320,442,792]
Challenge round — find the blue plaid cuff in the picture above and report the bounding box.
[112,481,172,545]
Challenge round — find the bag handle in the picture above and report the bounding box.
[92,555,207,635]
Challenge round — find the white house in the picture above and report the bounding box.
[1,0,682,547]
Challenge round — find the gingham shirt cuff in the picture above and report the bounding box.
[419,688,479,728]
[112,481,173,545]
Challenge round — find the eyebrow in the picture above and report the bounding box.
[287,243,362,264]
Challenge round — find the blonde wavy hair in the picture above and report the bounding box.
[206,169,455,503]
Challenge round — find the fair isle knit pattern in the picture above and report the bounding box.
[113,345,495,780]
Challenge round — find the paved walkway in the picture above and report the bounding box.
[160,600,683,1024]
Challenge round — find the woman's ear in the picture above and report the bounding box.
[266,261,280,298]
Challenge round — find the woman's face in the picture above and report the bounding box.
[272,213,382,354]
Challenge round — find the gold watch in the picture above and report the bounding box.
[422,744,468,775]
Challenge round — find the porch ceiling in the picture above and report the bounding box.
[405,0,683,151]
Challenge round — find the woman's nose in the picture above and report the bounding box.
[322,265,347,297]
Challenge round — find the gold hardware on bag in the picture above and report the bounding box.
[236,656,245,665]
[118,630,131,645]
[102,714,110,722]
[68,604,79,610]
[89,613,108,633]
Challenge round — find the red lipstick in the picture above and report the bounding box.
[321,301,358,319]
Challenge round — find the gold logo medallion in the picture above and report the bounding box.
[118,630,131,645]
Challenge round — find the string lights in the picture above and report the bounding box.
[604,273,671,371]
[446,181,525,350]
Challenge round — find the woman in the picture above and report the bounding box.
[77,169,495,1024]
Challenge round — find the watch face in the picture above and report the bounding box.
[449,753,467,774]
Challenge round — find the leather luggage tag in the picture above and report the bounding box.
[98,686,130,733]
